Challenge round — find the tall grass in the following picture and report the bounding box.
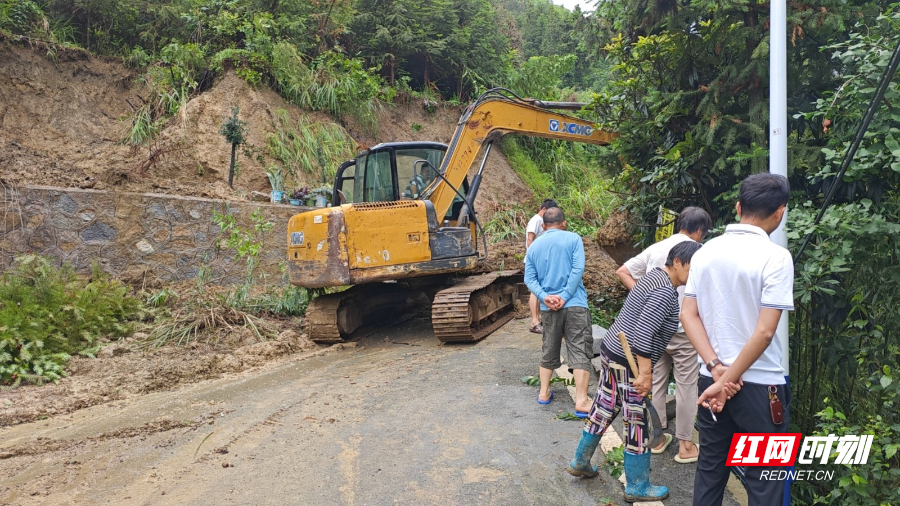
[266,109,356,187]
[494,136,619,239]
[484,203,531,243]
[271,43,385,133]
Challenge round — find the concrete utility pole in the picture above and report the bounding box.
[769,1,791,504]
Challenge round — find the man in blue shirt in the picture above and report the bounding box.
[524,207,593,416]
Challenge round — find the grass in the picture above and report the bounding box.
[484,203,530,243]
[267,109,356,188]
[489,136,619,242]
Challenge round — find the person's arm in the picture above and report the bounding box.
[558,236,585,306]
[681,296,717,366]
[523,253,548,303]
[526,231,536,248]
[633,355,653,397]
[619,250,649,291]
[616,264,638,290]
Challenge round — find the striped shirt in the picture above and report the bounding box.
[602,268,679,367]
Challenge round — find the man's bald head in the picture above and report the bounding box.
[542,206,566,230]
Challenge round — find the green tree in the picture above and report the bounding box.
[220,106,247,188]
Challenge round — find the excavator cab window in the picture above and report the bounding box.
[334,143,455,205]
[396,148,444,199]
[363,150,393,202]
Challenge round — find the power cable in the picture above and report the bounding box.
[794,35,900,262]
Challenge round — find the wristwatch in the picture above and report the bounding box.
[706,358,722,372]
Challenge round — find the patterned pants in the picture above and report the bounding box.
[585,351,650,455]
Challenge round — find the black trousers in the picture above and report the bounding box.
[693,376,791,506]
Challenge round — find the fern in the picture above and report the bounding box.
[0,255,141,386]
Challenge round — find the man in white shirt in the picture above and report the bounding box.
[682,174,794,505]
[525,199,558,333]
[616,206,711,463]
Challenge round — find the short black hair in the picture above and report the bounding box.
[543,206,565,224]
[665,240,702,267]
[677,206,711,238]
[739,173,790,219]
[540,199,558,210]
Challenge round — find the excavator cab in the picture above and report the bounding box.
[291,88,618,344]
[333,142,455,206]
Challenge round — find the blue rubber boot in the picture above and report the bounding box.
[623,452,669,502]
[567,430,601,478]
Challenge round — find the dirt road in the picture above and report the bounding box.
[1,318,739,505]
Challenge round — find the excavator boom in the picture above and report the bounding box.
[424,90,617,221]
[287,89,618,343]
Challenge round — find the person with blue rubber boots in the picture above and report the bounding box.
[567,240,702,503]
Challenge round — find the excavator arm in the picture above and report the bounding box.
[288,89,619,343]
[423,89,618,221]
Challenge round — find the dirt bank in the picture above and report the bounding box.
[481,238,624,298]
[0,41,531,212]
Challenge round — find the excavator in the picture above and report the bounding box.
[286,89,617,344]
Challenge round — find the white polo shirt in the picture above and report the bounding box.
[684,224,794,385]
[525,214,543,248]
[624,232,694,333]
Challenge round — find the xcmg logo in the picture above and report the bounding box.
[549,119,593,136]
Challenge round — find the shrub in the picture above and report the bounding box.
[0,255,141,386]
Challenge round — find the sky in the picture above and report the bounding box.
[550,0,595,12]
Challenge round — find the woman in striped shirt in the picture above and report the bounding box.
[566,240,702,503]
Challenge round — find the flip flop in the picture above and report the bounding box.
[529,324,543,334]
[674,454,699,464]
[651,433,673,454]
[674,443,700,463]
[574,410,589,419]
[537,390,554,405]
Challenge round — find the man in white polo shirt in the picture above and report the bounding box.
[681,174,794,505]
[616,206,711,463]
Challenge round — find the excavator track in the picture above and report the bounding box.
[432,270,525,343]
[305,283,431,344]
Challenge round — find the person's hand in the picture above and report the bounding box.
[711,364,743,400]
[697,380,729,412]
[555,297,567,310]
[723,381,742,399]
[633,372,652,398]
[544,295,564,311]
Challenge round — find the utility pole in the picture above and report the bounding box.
[769,1,791,504]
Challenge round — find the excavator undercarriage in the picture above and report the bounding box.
[305,271,526,344]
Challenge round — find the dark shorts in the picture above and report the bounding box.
[540,306,593,371]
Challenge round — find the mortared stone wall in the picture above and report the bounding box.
[0,185,309,285]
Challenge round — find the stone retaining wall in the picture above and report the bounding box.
[1,185,310,285]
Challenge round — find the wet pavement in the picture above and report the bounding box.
[0,316,741,505]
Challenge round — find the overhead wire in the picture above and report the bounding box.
[793,35,900,262]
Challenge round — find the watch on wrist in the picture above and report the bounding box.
[706,358,722,372]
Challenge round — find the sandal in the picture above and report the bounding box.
[651,433,673,454]
[537,390,554,405]
[530,323,543,334]
[674,443,700,463]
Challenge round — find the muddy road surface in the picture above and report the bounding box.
[1,317,739,505]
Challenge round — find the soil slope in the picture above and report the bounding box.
[0,41,531,211]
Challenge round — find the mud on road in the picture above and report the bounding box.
[0,328,323,427]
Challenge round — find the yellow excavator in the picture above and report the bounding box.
[286,89,617,344]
